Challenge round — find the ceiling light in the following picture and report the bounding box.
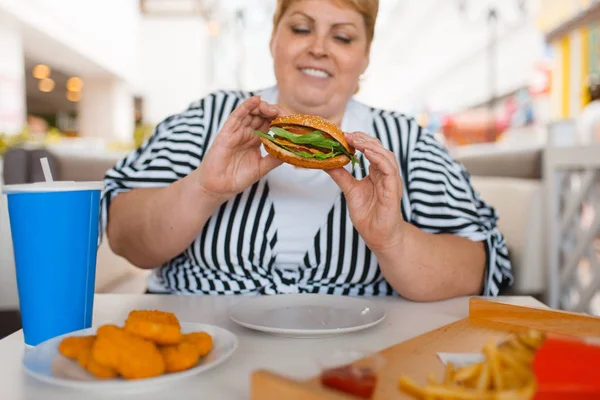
[33,64,50,79]
[66,77,83,92]
[38,78,55,92]
[66,90,81,102]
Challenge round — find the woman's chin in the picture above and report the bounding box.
[287,89,333,110]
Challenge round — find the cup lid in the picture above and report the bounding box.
[2,181,105,194]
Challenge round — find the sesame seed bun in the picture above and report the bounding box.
[261,114,355,170]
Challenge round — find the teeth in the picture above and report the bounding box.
[301,68,329,78]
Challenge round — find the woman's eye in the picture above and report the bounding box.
[334,36,352,44]
[291,27,310,34]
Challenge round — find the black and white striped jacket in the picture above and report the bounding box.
[100,89,513,296]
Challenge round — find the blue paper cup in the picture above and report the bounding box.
[3,181,104,346]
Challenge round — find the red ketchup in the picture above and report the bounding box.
[320,364,377,399]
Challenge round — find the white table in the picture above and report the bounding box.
[0,294,545,399]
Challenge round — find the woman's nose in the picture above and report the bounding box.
[308,35,328,58]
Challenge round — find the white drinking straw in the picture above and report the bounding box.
[40,157,54,182]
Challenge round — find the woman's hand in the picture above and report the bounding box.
[193,96,283,204]
[326,131,405,252]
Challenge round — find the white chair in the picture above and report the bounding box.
[470,176,545,296]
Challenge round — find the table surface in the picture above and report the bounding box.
[0,294,545,400]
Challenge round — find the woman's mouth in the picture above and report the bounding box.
[300,68,331,79]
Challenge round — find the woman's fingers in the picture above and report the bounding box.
[363,148,403,201]
[241,114,253,129]
[225,96,278,132]
[347,132,400,176]
[228,96,261,126]
[259,154,283,176]
[219,96,281,147]
[249,115,269,131]
[363,147,398,177]
[326,167,357,196]
[345,131,379,148]
[348,131,402,200]
[250,99,281,119]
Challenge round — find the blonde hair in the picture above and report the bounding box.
[272,0,379,47]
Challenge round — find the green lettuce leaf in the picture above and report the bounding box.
[253,127,359,167]
[253,130,337,160]
[270,127,341,151]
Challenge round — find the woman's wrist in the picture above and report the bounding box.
[180,172,226,222]
[370,220,408,265]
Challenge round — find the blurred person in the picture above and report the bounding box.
[27,115,49,136]
[578,74,600,144]
[100,0,513,299]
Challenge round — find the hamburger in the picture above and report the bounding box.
[253,114,359,170]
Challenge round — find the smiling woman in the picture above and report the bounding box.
[271,0,375,125]
[100,0,514,300]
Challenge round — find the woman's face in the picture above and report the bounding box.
[271,0,370,121]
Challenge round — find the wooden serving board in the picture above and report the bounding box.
[250,298,600,400]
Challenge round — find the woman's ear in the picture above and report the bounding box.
[269,29,277,57]
[361,53,370,75]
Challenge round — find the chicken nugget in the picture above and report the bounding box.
[92,325,123,368]
[92,324,165,380]
[117,342,165,380]
[183,332,213,357]
[58,335,95,359]
[124,310,182,345]
[128,310,180,326]
[76,346,118,379]
[160,341,200,373]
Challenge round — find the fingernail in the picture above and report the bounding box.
[354,136,365,143]
[346,132,354,139]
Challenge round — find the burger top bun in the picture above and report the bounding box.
[270,115,354,154]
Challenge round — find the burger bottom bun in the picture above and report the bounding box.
[260,137,351,170]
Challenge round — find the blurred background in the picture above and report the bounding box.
[0,0,558,147]
[2,0,600,335]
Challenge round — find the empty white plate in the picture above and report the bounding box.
[23,322,238,391]
[228,294,386,337]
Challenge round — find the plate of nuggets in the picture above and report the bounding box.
[22,310,238,390]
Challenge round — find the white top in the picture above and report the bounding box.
[0,294,544,399]
[265,165,344,270]
[259,87,372,270]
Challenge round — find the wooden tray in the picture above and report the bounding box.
[250,298,600,400]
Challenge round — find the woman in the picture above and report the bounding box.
[101,0,513,300]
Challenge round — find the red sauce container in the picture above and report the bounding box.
[318,349,385,399]
[533,337,600,400]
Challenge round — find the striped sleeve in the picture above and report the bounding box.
[406,127,514,296]
[98,99,207,242]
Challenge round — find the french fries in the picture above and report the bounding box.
[398,330,545,400]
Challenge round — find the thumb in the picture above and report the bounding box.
[259,154,283,176]
[326,167,356,194]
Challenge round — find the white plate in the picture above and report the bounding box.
[228,294,385,337]
[23,322,238,391]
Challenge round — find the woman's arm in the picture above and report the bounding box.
[328,123,512,301]
[102,95,282,269]
[106,176,222,269]
[372,222,486,301]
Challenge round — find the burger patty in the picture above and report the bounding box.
[273,136,331,155]
[277,125,335,140]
